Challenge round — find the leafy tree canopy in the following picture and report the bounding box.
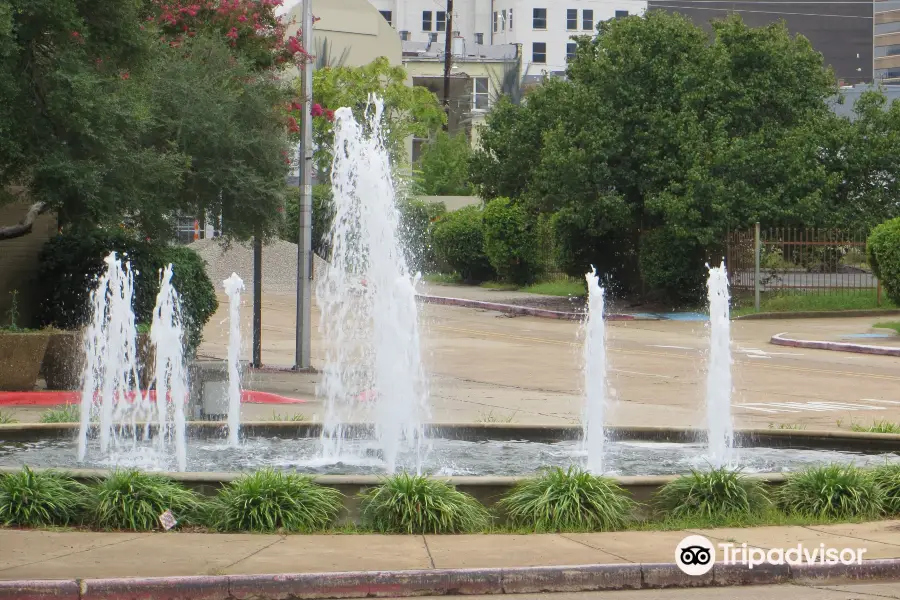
[415,131,474,196]
[471,11,900,302]
[307,57,446,176]
[0,0,306,241]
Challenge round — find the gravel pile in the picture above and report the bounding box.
[189,238,329,295]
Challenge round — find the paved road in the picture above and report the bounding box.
[189,291,900,431]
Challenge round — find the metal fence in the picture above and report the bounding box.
[725,225,878,303]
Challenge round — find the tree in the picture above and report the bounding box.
[306,57,446,177]
[471,12,873,302]
[415,131,474,196]
[0,0,186,239]
[0,0,310,242]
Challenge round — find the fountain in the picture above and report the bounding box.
[77,253,190,471]
[706,261,734,467]
[582,266,606,473]
[150,265,189,471]
[316,97,429,473]
[223,273,245,447]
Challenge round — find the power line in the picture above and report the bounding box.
[650,4,873,17]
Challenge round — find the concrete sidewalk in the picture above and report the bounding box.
[2,521,899,580]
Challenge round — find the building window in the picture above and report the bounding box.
[475,32,484,44]
[501,9,507,30]
[566,42,577,61]
[533,8,547,29]
[493,11,498,32]
[430,32,438,42]
[379,10,392,26]
[400,30,410,41]
[437,11,446,32]
[509,8,513,30]
[567,9,578,30]
[532,41,547,63]
[422,11,432,31]
[583,9,594,30]
[473,77,489,110]
[615,10,629,18]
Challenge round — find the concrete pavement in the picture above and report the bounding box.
[1,521,898,580]
[189,291,900,432]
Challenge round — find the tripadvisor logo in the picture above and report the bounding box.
[675,535,869,576]
[675,535,715,576]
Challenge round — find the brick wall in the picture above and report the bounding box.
[0,202,58,327]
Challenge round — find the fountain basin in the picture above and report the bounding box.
[1,423,897,477]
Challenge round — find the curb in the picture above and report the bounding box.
[415,294,651,321]
[736,309,900,320]
[1,560,898,599]
[771,332,900,357]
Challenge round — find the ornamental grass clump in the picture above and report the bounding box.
[498,466,634,532]
[0,467,86,527]
[86,470,201,531]
[205,469,342,533]
[778,465,885,519]
[653,467,771,520]
[872,464,900,515]
[360,473,491,534]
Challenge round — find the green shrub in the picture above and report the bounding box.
[873,464,900,514]
[431,205,495,282]
[639,228,710,304]
[39,404,80,423]
[360,473,490,534]
[0,467,86,527]
[498,467,634,532]
[86,470,201,531]
[414,131,474,196]
[778,465,885,519]
[653,468,771,520]
[868,217,900,305]
[482,198,542,285]
[280,184,335,258]
[398,198,447,274]
[36,229,218,354]
[205,469,342,532]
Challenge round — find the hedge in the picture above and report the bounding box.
[431,205,495,282]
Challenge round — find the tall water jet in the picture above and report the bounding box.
[582,266,607,473]
[706,261,734,467]
[150,265,188,472]
[317,97,428,473]
[78,253,145,462]
[223,273,245,447]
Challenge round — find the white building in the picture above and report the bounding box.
[367,0,647,75]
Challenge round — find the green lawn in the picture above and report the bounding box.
[873,321,900,334]
[732,289,897,317]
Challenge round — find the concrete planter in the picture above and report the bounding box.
[42,331,84,391]
[0,331,50,391]
[42,330,153,391]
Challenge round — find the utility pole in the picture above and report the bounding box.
[442,0,454,130]
[252,233,262,367]
[294,0,314,371]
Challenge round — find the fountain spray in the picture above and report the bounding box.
[223,273,245,447]
[317,97,429,473]
[583,266,607,473]
[706,261,734,467]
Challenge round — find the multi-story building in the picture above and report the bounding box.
[876,0,900,83]
[648,0,873,85]
[491,1,646,76]
[368,0,647,76]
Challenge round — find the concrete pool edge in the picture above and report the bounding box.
[1,559,899,599]
[3,422,900,450]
